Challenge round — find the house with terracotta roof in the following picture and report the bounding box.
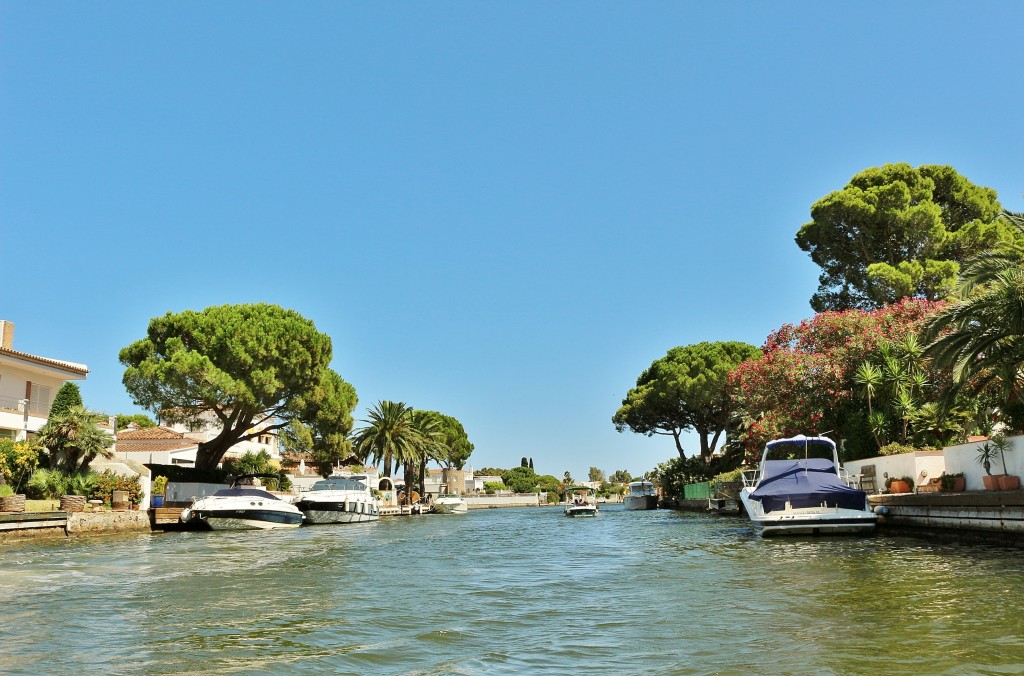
[113,425,199,466]
[158,409,282,462]
[0,320,88,441]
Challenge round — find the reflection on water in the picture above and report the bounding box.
[2,506,1023,674]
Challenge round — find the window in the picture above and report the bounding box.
[30,383,51,416]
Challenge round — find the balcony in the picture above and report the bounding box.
[0,395,49,417]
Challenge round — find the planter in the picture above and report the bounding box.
[889,480,912,494]
[997,475,1020,491]
[60,495,87,512]
[951,476,966,492]
[151,495,164,507]
[0,494,26,512]
[983,475,1001,490]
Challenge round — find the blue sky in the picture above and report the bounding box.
[2,2,1023,480]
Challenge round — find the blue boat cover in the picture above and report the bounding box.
[749,458,866,513]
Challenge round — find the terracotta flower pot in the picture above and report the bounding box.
[983,475,1001,490]
[997,475,1020,491]
[953,476,966,492]
[889,480,911,494]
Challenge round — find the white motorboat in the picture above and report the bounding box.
[180,474,304,530]
[739,435,877,536]
[564,486,598,517]
[432,493,468,514]
[294,475,381,524]
[623,480,658,511]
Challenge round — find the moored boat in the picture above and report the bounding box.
[432,493,468,514]
[623,480,658,511]
[739,435,877,536]
[180,474,304,530]
[294,475,381,524]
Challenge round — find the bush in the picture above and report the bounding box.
[483,481,503,495]
[879,442,916,456]
[66,472,99,498]
[26,469,69,500]
[152,475,168,496]
[0,484,13,498]
[0,439,40,489]
[94,470,142,506]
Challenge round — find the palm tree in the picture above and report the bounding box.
[409,411,449,500]
[352,401,419,479]
[854,361,884,449]
[36,405,114,474]
[926,209,1024,425]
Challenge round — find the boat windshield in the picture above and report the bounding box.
[213,488,281,500]
[311,478,366,491]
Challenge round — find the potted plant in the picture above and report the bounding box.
[886,476,914,493]
[991,434,1019,490]
[939,472,966,492]
[977,441,1001,490]
[151,475,168,507]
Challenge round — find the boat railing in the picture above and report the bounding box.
[741,469,760,488]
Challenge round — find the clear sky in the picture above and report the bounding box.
[2,2,1023,481]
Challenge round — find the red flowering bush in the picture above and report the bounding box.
[730,298,946,461]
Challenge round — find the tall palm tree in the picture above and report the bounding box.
[854,361,884,449]
[409,411,449,499]
[37,405,114,473]
[926,210,1024,421]
[352,401,419,479]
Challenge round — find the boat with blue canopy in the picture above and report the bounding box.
[739,435,877,536]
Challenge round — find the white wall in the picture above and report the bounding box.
[943,435,1024,490]
[845,451,944,491]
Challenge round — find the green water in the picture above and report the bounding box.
[2,505,1023,674]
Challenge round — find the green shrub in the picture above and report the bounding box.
[67,472,99,498]
[0,438,39,489]
[94,470,142,506]
[26,469,69,500]
[712,468,745,484]
[0,484,14,498]
[152,475,168,496]
[879,442,916,456]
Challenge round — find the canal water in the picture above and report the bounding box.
[2,505,1023,674]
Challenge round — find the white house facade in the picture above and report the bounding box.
[159,409,282,462]
[0,320,88,441]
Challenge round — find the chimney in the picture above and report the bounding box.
[0,320,12,349]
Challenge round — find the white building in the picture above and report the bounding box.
[159,409,281,462]
[0,320,88,441]
[113,425,199,467]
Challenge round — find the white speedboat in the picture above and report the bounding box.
[564,486,598,517]
[180,474,304,530]
[739,435,877,536]
[432,493,468,514]
[294,475,381,524]
[623,480,658,511]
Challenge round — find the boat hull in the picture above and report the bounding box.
[296,497,381,524]
[432,502,468,514]
[184,508,304,530]
[564,505,598,517]
[739,490,876,536]
[623,495,658,511]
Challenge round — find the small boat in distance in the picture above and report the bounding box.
[623,480,658,511]
[294,475,381,524]
[739,435,877,536]
[564,486,599,517]
[180,473,304,531]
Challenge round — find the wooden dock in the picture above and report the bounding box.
[0,511,69,532]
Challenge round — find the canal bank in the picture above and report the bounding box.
[0,510,151,541]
